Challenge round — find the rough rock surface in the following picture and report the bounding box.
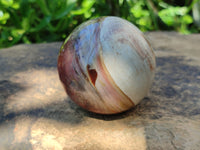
[0,32,200,150]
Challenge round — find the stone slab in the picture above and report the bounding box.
[0,32,200,150]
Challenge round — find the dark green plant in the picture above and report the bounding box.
[0,0,199,48]
[0,0,77,48]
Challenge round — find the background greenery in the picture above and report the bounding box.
[0,0,200,48]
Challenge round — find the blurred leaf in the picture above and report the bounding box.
[119,0,124,5]
[22,17,30,31]
[1,0,13,7]
[1,29,10,40]
[53,2,75,20]
[72,0,95,18]
[10,29,25,45]
[29,0,36,2]
[11,2,20,9]
[22,35,31,44]
[159,2,169,9]
[182,15,193,24]
[36,0,50,15]
[0,10,10,24]
[193,0,200,27]
[130,1,153,31]
[158,7,188,26]
[11,29,25,37]
[30,16,51,32]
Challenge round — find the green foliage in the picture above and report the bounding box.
[158,2,193,33]
[0,0,200,48]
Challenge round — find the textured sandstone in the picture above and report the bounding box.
[0,32,200,150]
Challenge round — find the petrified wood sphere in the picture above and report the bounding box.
[57,16,156,114]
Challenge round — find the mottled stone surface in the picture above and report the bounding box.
[0,32,200,150]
